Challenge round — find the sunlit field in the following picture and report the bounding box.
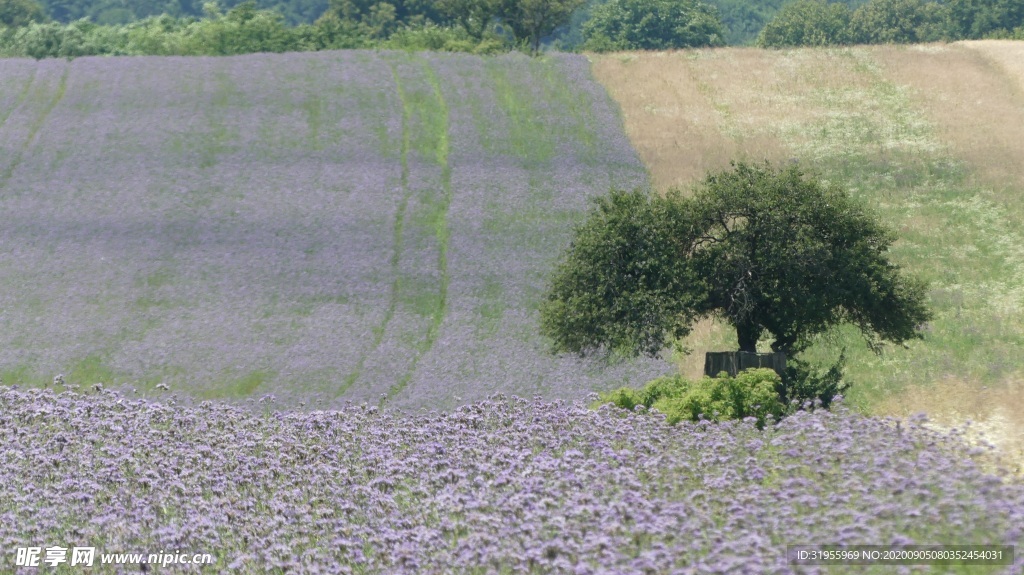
[2,45,1024,574]
[591,41,1024,469]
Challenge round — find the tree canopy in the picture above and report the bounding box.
[757,0,1024,47]
[499,0,586,53]
[756,0,852,46]
[0,0,47,26]
[540,161,932,358]
[580,0,725,51]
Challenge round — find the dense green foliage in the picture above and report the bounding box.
[580,0,725,51]
[549,0,871,47]
[708,0,787,45]
[0,0,584,57]
[759,0,1024,46]
[851,0,947,43]
[0,0,511,57]
[540,187,707,358]
[0,4,321,57]
[757,0,853,46]
[690,162,932,355]
[541,161,932,359]
[502,0,587,53]
[0,0,46,26]
[946,0,1024,39]
[597,368,787,427]
[782,354,849,409]
[6,0,1022,50]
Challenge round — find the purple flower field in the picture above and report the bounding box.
[1,387,1022,573]
[3,51,1023,574]
[0,51,668,408]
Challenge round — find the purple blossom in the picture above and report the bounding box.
[0,51,667,408]
[0,387,1021,573]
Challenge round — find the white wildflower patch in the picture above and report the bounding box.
[943,196,1024,316]
[765,48,948,163]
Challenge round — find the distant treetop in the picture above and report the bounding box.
[580,0,726,52]
[757,0,1023,47]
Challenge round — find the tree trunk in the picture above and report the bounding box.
[704,351,787,378]
[735,320,759,353]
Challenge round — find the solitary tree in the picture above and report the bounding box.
[540,161,932,358]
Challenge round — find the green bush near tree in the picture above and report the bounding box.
[597,368,787,428]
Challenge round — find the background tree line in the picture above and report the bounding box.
[757,0,1024,47]
[0,0,1020,59]
[0,0,727,57]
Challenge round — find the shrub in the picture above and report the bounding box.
[596,386,645,412]
[596,368,786,428]
[780,354,849,410]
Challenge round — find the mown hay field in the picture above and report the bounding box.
[0,51,670,411]
[590,40,1024,468]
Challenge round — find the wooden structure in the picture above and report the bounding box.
[704,351,787,378]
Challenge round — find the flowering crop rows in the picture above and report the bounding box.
[1,387,1022,573]
[0,51,668,408]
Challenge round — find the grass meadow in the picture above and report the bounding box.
[1,45,1023,573]
[590,41,1024,471]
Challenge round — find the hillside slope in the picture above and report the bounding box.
[0,51,670,410]
[590,41,1024,466]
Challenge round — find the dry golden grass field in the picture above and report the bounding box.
[590,41,1024,476]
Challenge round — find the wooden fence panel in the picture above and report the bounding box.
[704,351,787,378]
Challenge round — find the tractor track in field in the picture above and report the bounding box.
[384,56,452,405]
[0,65,67,192]
[335,59,413,399]
[337,54,452,403]
[0,67,37,135]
